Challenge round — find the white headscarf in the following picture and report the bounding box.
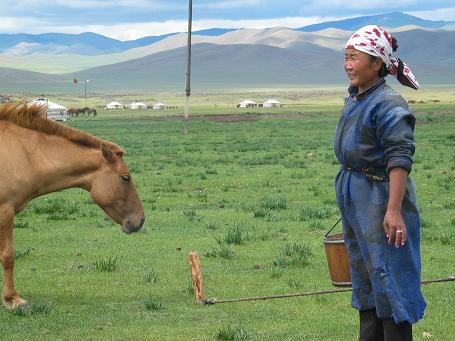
[345,25,420,90]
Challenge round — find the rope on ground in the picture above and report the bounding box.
[200,276,455,306]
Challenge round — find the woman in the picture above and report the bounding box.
[334,25,426,341]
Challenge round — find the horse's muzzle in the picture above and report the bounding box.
[122,216,145,234]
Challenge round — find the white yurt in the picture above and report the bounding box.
[238,99,257,108]
[263,98,281,108]
[130,102,147,110]
[106,101,123,109]
[153,103,167,110]
[28,98,69,121]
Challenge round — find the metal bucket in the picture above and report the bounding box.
[324,221,352,287]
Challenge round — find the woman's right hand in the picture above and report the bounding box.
[383,208,407,248]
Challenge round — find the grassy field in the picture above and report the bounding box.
[9,83,455,113]
[0,101,454,340]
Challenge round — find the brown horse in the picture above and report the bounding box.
[0,103,145,309]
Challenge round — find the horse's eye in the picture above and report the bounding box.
[121,175,131,182]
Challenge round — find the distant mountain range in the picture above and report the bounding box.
[0,12,454,93]
[297,11,451,32]
[0,12,452,56]
[0,29,235,56]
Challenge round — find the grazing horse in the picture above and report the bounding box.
[87,108,97,116]
[81,107,90,116]
[0,103,145,309]
[67,108,80,117]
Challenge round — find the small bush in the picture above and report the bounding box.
[181,206,197,221]
[10,302,55,317]
[308,220,324,231]
[273,243,313,267]
[287,277,302,289]
[29,197,79,221]
[196,190,208,202]
[260,226,274,241]
[259,196,287,210]
[205,242,235,259]
[282,159,307,169]
[270,269,283,278]
[298,206,337,221]
[206,220,218,230]
[442,200,455,209]
[253,208,267,218]
[29,302,55,315]
[14,221,30,229]
[420,218,438,230]
[144,296,163,311]
[440,234,454,245]
[308,184,321,197]
[93,257,119,272]
[225,225,243,245]
[216,325,250,341]
[144,269,158,284]
[15,247,32,259]
[290,172,305,179]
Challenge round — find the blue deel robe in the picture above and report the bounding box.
[333,78,426,324]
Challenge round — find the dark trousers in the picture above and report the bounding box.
[359,309,412,341]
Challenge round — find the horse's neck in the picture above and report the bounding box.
[32,136,102,197]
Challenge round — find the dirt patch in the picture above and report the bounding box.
[149,113,266,122]
[148,112,311,122]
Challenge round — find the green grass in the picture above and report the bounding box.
[93,257,119,272]
[144,296,164,312]
[216,325,250,340]
[144,269,159,284]
[0,105,454,340]
[273,243,313,268]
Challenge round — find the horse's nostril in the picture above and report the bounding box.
[140,217,145,228]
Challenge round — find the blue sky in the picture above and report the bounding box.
[1,0,454,40]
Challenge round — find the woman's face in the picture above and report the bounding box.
[344,49,381,91]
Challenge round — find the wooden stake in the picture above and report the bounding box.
[188,252,204,302]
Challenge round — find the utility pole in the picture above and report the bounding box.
[183,0,192,134]
[84,80,90,108]
[74,78,90,108]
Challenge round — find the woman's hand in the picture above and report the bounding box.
[383,208,407,248]
[385,167,408,248]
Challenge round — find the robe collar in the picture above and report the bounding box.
[348,78,386,100]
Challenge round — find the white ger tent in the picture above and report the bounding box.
[238,99,257,108]
[130,102,147,110]
[28,98,69,122]
[153,103,167,110]
[263,98,281,108]
[106,101,123,109]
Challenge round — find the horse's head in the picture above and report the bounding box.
[90,143,145,234]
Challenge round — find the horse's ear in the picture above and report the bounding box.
[101,143,116,163]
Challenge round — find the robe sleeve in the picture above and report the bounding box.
[375,105,416,175]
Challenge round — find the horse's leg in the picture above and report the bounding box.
[0,206,27,309]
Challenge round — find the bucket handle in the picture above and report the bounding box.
[325,217,342,238]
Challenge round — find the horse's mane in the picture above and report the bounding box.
[0,102,123,155]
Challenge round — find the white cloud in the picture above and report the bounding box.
[299,0,424,15]
[0,16,43,32]
[0,16,344,40]
[205,0,265,10]
[55,0,113,9]
[5,0,185,11]
[407,6,455,21]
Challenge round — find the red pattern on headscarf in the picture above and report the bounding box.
[345,25,420,90]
